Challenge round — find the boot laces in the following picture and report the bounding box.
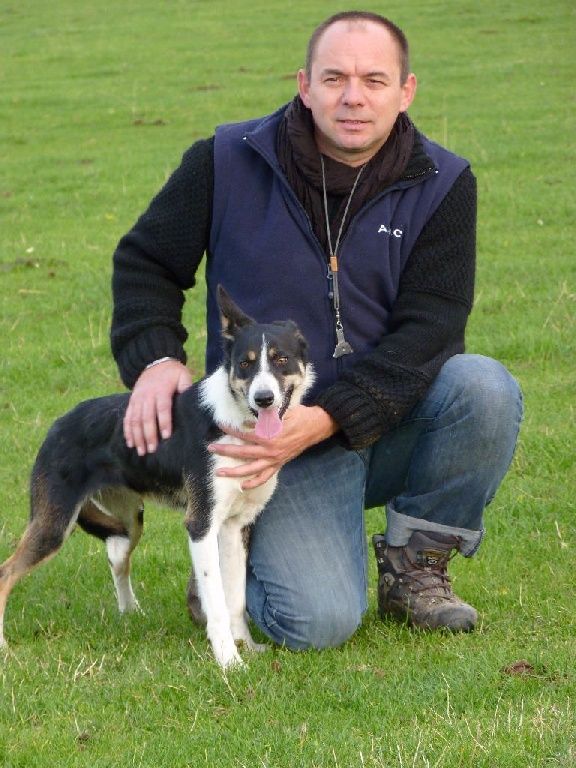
[400,548,456,598]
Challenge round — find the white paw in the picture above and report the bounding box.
[231,618,267,654]
[237,635,268,654]
[118,596,142,614]
[210,630,246,669]
[216,644,245,670]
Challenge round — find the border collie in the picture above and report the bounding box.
[0,286,314,669]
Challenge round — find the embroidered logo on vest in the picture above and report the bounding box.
[377,224,403,238]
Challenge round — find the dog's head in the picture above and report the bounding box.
[217,285,314,438]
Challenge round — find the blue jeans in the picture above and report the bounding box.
[246,354,523,650]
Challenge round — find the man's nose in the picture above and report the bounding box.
[342,78,364,105]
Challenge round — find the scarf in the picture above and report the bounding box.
[277,96,415,253]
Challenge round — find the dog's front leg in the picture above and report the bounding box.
[219,519,267,654]
[188,530,242,669]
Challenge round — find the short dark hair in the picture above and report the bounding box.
[305,11,410,84]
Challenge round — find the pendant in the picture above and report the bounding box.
[333,325,354,358]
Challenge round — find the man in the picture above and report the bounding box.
[111,12,523,649]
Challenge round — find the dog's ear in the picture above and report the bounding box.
[217,284,254,339]
[290,322,309,364]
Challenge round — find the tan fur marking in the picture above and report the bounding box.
[0,475,72,628]
[79,498,127,537]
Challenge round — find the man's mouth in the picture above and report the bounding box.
[338,119,369,129]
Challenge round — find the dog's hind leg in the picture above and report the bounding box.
[78,488,144,613]
[218,519,267,654]
[0,473,81,647]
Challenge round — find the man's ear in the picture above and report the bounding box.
[297,68,312,108]
[400,73,417,113]
[217,284,254,340]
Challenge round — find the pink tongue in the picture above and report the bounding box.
[255,408,283,439]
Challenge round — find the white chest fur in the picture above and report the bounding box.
[208,435,278,530]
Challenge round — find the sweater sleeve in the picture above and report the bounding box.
[111,138,214,389]
[315,167,477,449]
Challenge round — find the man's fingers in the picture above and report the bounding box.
[215,458,274,478]
[123,360,190,455]
[177,370,194,393]
[241,466,277,490]
[141,398,160,454]
[209,439,279,460]
[214,458,278,490]
[124,401,147,455]
[155,393,175,441]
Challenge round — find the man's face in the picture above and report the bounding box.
[298,21,417,166]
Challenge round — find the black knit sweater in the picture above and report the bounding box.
[111,134,476,449]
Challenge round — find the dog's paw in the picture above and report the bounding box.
[248,641,268,654]
[213,638,245,670]
[231,618,267,654]
[218,649,246,671]
[238,637,268,654]
[119,599,143,615]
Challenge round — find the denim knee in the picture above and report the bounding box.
[439,354,523,439]
[248,573,365,651]
[268,598,363,651]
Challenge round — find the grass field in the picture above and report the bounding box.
[1,1,575,766]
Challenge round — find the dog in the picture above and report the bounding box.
[0,286,314,669]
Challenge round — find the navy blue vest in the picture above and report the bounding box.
[206,105,469,401]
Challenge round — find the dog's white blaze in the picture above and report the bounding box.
[106,535,139,613]
[248,335,282,412]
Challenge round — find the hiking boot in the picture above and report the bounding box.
[372,530,477,632]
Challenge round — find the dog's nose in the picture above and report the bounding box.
[254,390,275,408]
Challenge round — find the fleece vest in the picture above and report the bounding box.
[206,105,469,401]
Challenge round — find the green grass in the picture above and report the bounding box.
[1,0,575,765]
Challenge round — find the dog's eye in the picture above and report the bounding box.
[239,360,251,369]
[275,356,288,366]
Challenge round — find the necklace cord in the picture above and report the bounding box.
[320,155,366,355]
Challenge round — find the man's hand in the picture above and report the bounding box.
[124,360,193,455]
[208,405,338,489]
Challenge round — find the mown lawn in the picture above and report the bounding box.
[1,1,574,766]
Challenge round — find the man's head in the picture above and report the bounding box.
[298,11,417,166]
